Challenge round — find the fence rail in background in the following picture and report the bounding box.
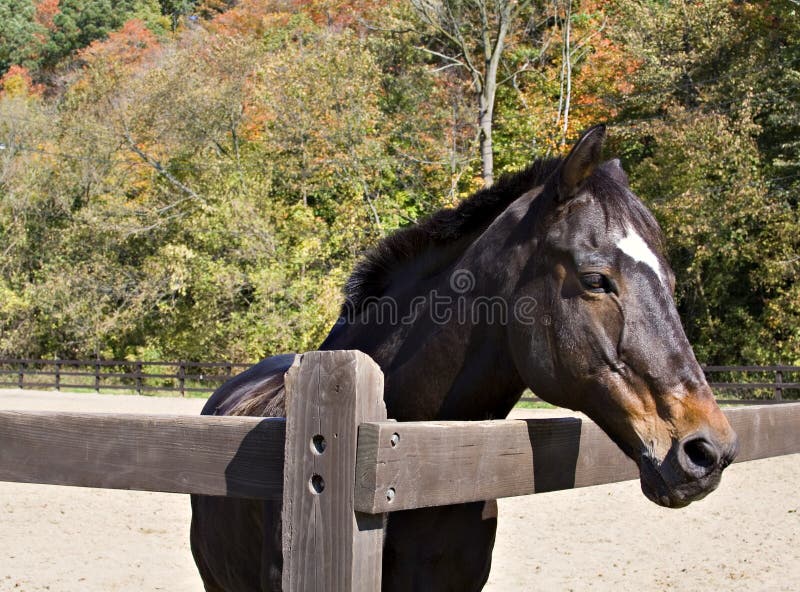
[0,358,250,396]
[0,358,798,402]
[703,365,800,403]
[520,365,800,405]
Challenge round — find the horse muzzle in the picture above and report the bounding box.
[638,431,739,508]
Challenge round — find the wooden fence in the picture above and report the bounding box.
[703,365,799,402]
[0,358,251,396]
[0,357,798,401]
[1,350,799,590]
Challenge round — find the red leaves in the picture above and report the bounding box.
[34,0,60,31]
[78,19,160,68]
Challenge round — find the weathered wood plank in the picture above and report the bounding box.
[355,404,800,514]
[0,411,285,499]
[355,420,536,514]
[526,416,640,492]
[723,404,800,461]
[281,350,387,592]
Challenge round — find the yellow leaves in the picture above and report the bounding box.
[0,283,30,319]
[156,244,196,296]
[0,65,43,99]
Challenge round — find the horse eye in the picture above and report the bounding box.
[580,273,608,293]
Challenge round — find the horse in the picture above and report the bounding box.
[190,125,739,591]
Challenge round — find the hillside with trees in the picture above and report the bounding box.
[0,0,797,365]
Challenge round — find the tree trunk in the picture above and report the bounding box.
[479,92,494,187]
[412,0,517,188]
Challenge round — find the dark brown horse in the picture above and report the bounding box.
[190,125,738,591]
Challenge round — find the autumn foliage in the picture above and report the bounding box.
[0,0,797,366]
[0,65,44,97]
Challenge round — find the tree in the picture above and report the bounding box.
[0,0,47,76]
[612,0,800,364]
[42,0,166,67]
[0,0,796,366]
[411,0,531,187]
[158,0,198,30]
[0,65,44,97]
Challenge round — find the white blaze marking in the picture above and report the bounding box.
[617,227,665,284]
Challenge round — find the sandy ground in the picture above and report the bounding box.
[1,389,798,591]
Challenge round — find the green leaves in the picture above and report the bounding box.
[615,1,800,365]
[0,1,797,366]
[0,0,48,74]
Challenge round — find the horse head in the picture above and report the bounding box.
[507,125,738,508]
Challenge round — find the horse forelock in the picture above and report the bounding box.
[583,170,665,255]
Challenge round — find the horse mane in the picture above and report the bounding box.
[344,158,562,312]
[343,156,664,314]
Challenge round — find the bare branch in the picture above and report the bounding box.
[123,211,187,238]
[417,46,469,69]
[498,62,533,87]
[393,146,472,167]
[477,0,491,64]
[569,15,606,57]
[122,130,205,205]
[433,62,465,73]
[364,191,383,235]
[443,1,482,82]
[357,19,417,35]
[412,0,483,85]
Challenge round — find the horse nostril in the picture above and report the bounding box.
[682,437,720,472]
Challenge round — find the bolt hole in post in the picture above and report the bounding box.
[309,474,325,495]
[386,487,396,502]
[311,434,327,454]
[390,432,400,448]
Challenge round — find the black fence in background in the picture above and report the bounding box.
[517,365,799,405]
[0,358,798,402]
[0,359,251,397]
[703,365,799,404]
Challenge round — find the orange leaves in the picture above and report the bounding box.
[34,0,60,31]
[78,19,160,69]
[206,0,388,38]
[569,13,641,125]
[287,0,385,31]
[207,0,295,38]
[0,65,44,98]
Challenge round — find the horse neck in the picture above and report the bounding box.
[321,198,537,421]
[320,294,525,421]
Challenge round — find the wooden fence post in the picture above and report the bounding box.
[135,362,143,396]
[17,362,24,389]
[55,361,61,391]
[178,362,186,397]
[282,350,387,592]
[775,370,783,402]
[94,361,101,392]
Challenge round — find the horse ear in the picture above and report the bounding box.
[557,124,606,201]
[600,158,630,187]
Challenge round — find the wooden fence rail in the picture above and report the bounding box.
[1,396,798,504]
[0,357,798,401]
[0,358,251,396]
[1,350,800,590]
[522,364,800,404]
